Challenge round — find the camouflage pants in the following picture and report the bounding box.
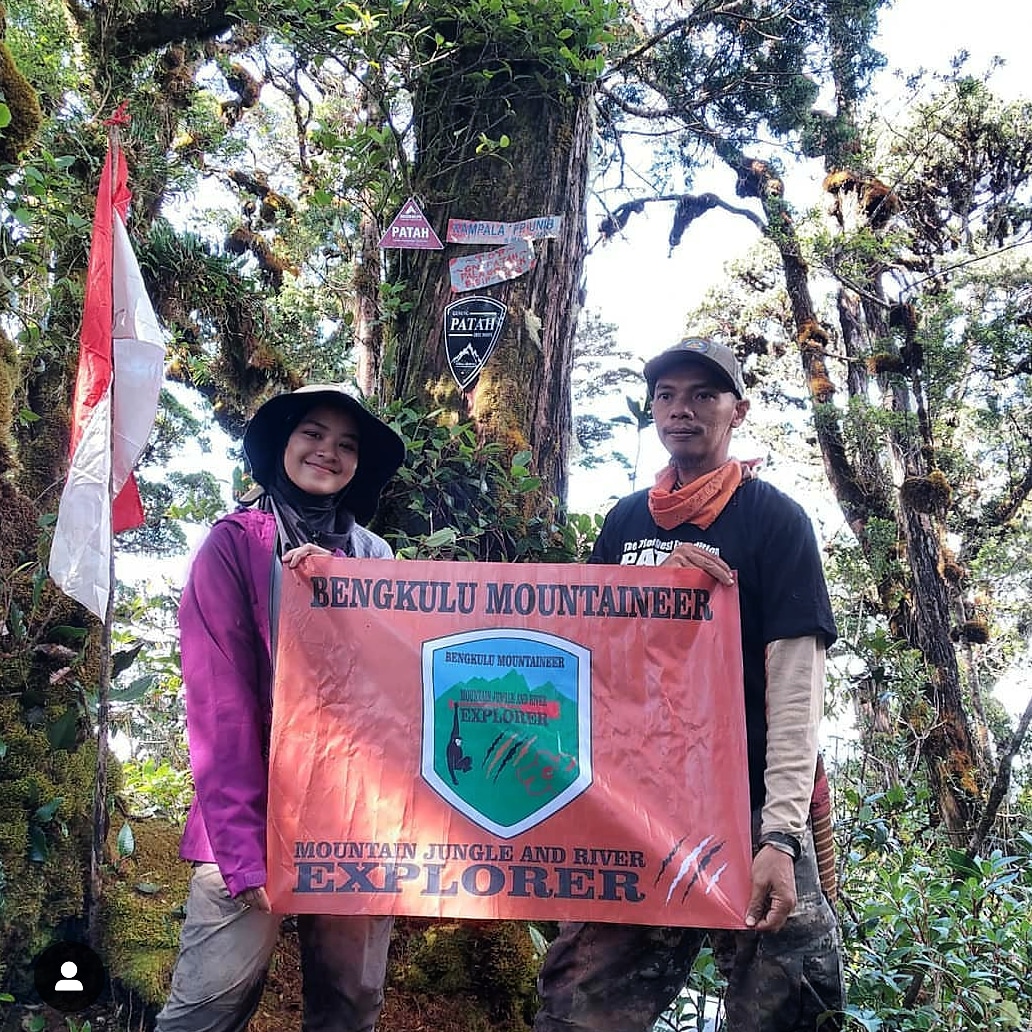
[533,825,843,1032]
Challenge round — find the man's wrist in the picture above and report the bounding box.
[758,831,802,861]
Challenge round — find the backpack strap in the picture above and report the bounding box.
[267,499,290,695]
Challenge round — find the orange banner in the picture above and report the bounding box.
[266,558,753,928]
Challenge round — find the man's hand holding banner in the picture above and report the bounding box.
[266,558,753,929]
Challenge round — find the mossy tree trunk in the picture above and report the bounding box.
[388,47,592,509]
[718,144,989,839]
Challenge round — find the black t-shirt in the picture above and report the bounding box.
[590,477,837,809]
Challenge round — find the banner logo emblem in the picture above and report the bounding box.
[421,629,592,837]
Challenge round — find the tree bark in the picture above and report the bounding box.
[720,146,989,837]
[390,54,591,505]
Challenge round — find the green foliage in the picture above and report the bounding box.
[605,0,886,183]
[108,587,187,774]
[840,809,1032,1029]
[237,0,619,91]
[654,947,725,1031]
[571,309,640,474]
[120,759,193,823]
[4,0,81,105]
[377,400,598,563]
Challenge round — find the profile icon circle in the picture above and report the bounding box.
[32,941,106,1012]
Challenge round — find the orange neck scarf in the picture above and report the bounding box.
[647,458,760,530]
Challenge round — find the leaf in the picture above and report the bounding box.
[527,923,550,956]
[117,822,136,858]
[0,103,11,129]
[944,847,979,880]
[0,740,5,760]
[112,641,145,678]
[113,674,159,703]
[29,825,49,862]
[47,707,80,751]
[7,601,26,641]
[47,625,88,643]
[134,881,162,895]
[998,1001,1022,1026]
[422,528,457,548]
[34,797,63,823]
[32,564,47,608]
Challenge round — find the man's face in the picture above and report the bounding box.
[651,364,749,476]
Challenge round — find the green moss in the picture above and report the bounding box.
[0,698,97,992]
[427,374,464,412]
[0,38,43,163]
[98,819,190,1007]
[0,326,17,475]
[392,919,539,1031]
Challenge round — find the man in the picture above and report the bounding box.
[533,337,844,1031]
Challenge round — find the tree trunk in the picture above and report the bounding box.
[722,146,990,836]
[899,504,987,838]
[390,53,591,506]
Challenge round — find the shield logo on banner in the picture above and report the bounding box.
[421,628,592,838]
[443,295,507,390]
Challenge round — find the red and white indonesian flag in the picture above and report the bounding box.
[48,140,165,618]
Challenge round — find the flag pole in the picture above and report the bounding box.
[49,94,163,942]
[87,109,128,949]
[87,509,115,948]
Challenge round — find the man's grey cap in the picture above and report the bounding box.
[243,384,405,523]
[643,337,746,398]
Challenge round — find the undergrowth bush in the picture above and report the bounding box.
[838,784,1032,1030]
[374,400,602,563]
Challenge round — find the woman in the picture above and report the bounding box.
[156,385,405,1032]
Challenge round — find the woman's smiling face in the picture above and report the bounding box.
[283,404,359,495]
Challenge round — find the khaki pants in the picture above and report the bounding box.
[155,864,393,1032]
[533,824,844,1032]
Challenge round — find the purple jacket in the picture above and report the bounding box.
[177,508,392,897]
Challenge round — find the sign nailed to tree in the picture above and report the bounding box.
[378,197,444,249]
[449,238,536,292]
[443,295,507,390]
[446,215,562,245]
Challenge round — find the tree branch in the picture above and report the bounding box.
[966,689,1032,858]
[111,1,237,62]
[593,191,765,254]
